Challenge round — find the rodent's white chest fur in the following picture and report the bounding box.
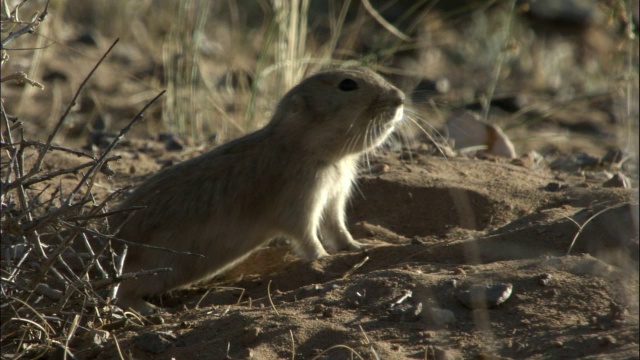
[314,155,359,219]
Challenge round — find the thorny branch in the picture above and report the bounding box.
[0,0,50,48]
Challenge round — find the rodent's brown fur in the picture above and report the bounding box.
[114,67,405,311]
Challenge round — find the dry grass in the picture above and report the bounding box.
[1,3,165,358]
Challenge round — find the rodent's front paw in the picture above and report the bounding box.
[342,240,369,251]
[296,244,330,262]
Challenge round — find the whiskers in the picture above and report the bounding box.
[339,103,449,176]
[396,105,450,160]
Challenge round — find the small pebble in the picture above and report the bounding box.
[599,335,617,347]
[158,133,186,151]
[456,283,513,309]
[165,138,185,151]
[434,347,463,360]
[313,303,324,313]
[87,330,110,347]
[147,315,165,325]
[322,307,335,318]
[453,268,467,276]
[411,236,425,245]
[242,348,254,358]
[544,182,564,192]
[421,306,456,327]
[400,150,418,161]
[369,163,390,174]
[537,274,553,286]
[180,321,194,329]
[602,173,630,188]
[389,302,423,322]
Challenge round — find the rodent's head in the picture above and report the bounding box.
[269,67,405,160]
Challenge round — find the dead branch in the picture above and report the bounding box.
[67,90,166,205]
[0,0,50,48]
[15,155,120,188]
[27,38,120,180]
[60,222,205,257]
[0,71,44,89]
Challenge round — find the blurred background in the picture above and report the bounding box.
[2,0,639,164]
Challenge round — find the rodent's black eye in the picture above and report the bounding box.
[338,78,358,91]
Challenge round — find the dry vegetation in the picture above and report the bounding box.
[1,0,638,359]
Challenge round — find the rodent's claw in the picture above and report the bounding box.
[342,240,369,251]
[297,244,330,262]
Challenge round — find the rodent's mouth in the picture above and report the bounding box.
[390,105,404,124]
[380,104,404,128]
[367,104,404,143]
[341,102,404,156]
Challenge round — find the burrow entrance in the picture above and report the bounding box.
[348,178,508,237]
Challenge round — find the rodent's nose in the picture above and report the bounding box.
[392,88,405,107]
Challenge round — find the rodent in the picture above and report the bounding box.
[113,67,405,312]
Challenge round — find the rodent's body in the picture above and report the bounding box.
[114,68,404,311]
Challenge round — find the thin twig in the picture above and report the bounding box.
[63,314,80,360]
[267,279,280,315]
[92,267,173,289]
[360,0,412,42]
[309,345,366,360]
[66,205,144,222]
[65,186,133,222]
[359,325,380,360]
[289,329,296,360]
[80,233,108,279]
[34,283,63,300]
[22,201,90,233]
[66,90,166,205]
[17,156,120,188]
[112,333,125,360]
[0,71,44,90]
[109,244,127,300]
[3,140,95,159]
[6,296,56,333]
[60,222,205,257]
[341,255,369,279]
[0,71,44,89]
[0,101,17,184]
[0,0,50,47]
[28,38,120,179]
[481,0,517,122]
[566,203,630,255]
[194,289,212,310]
